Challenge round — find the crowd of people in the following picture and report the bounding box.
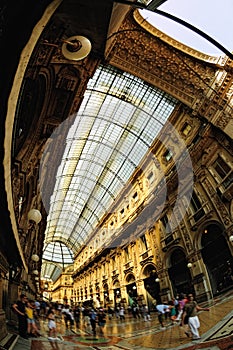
[12,294,41,339]
[12,292,209,342]
[12,294,108,341]
[155,293,209,340]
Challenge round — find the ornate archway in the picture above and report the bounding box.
[103,283,109,307]
[125,273,137,307]
[113,280,121,308]
[168,248,193,296]
[201,223,233,295]
[142,264,161,309]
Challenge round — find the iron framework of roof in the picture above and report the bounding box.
[41,64,177,281]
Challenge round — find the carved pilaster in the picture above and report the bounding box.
[202,177,231,226]
[180,224,193,253]
[109,11,217,109]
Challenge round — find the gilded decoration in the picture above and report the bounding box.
[180,225,193,253]
[202,178,231,226]
[109,10,217,108]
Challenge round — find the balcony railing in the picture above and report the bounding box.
[189,202,211,226]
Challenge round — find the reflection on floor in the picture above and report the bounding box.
[11,292,233,350]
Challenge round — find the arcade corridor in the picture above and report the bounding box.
[0,1,233,349]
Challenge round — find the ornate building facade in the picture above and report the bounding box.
[0,1,233,342]
[50,10,233,308]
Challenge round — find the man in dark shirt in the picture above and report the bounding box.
[12,294,28,339]
[182,294,209,340]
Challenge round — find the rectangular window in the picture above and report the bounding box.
[124,247,129,261]
[190,192,202,211]
[133,192,138,202]
[190,191,205,221]
[161,214,172,235]
[140,234,148,250]
[213,156,233,189]
[214,156,231,179]
[147,171,154,186]
[120,208,125,218]
[164,149,173,162]
[112,256,115,269]
[181,122,192,136]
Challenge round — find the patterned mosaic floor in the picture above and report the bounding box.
[10,292,233,350]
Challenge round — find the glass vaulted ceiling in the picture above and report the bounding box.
[41,64,177,281]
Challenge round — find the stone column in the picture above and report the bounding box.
[188,251,213,302]
[136,279,147,306]
[120,285,128,308]
[158,269,172,303]
[108,288,114,307]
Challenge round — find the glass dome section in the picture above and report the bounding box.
[41,64,177,280]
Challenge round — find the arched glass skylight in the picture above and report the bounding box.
[43,242,73,264]
[41,64,177,280]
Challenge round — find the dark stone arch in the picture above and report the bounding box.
[168,248,194,296]
[201,223,233,296]
[143,265,161,309]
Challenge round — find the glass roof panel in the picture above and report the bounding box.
[41,64,177,280]
[43,242,73,264]
[41,262,63,282]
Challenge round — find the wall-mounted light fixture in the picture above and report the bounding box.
[155,278,160,282]
[62,36,91,61]
[42,35,92,62]
[28,208,41,271]
[187,263,193,268]
[28,209,42,224]
[31,254,39,262]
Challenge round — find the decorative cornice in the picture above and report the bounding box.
[109,12,219,108]
[133,10,221,64]
[124,266,134,274]
[139,255,154,266]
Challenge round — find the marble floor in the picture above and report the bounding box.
[10,292,233,350]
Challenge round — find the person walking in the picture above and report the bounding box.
[25,300,41,337]
[83,306,91,328]
[107,306,114,320]
[168,300,176,324]
[89,308,97,336]
[12,294,28,339]
[73,305,81,326]
[47,307,60,341]
[97,308,106,336]
[34,299,41,317]
[156,303,168,329]
[119,306,125,321]
[142,304,151,321]
[175,293,186,323]
[182,293,209,340]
